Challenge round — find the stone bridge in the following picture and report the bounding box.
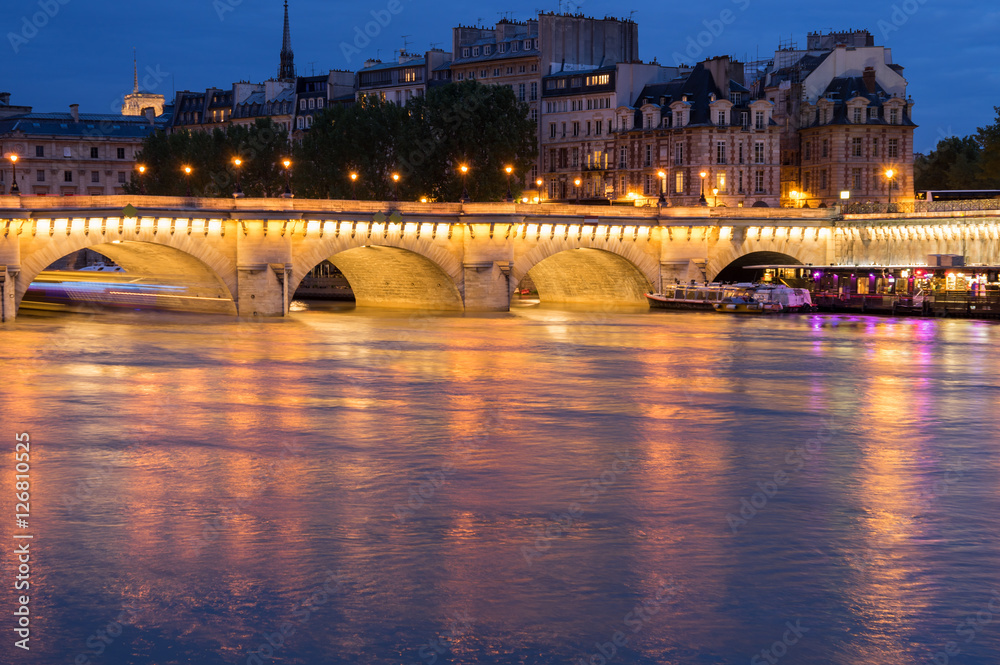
[2,195,999,320]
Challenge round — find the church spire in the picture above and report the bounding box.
[133,48,139,93]
[278,1,295,80]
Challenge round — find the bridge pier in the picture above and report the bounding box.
[1,266,14,322]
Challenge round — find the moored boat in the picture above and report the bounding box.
[713,296,766,313]
[645,283,750,310]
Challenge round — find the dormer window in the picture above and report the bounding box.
[499,43,507,53]
[462,47,470,58]
[484,45,492,55]
[755,110,765,130]
[731,92,742,105]
[853,108,862,123]
[512,42,518,52]
[890,108,899,124]
[472,47,480,57]
[868,107,878,120]
[718,110,727,125]
[524,39,531,50]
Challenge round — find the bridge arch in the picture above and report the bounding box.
[712,250,803,283]
[513,244,656,305]
[16,234,238,314]
[291,235,464,310]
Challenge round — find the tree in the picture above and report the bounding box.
[293,96,411,200]
[127,119,290,197]
[914,136,981,191]
[404,81,538,202]
[975,106,1000,188]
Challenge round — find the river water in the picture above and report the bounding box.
[2,303,1000,665]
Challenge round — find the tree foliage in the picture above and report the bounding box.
[127,119,292,197]
[295,80,537,201]
[915,107,1000,191]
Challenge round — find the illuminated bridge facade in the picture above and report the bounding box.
[2,195,1000,320]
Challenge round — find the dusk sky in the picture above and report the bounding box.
[3,0,997,153]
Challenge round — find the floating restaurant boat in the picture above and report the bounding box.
[645,283,812,313]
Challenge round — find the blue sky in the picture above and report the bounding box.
[4,0,997,153]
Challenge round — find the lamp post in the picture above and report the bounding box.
[885,168,895,211]
[281,159,293,198]
[574,177,581,204]
[698,170,707,206]
[350,171,358,200]
[391,172,400,201]
[459,164,470,203]
[183,165,192,197]
[505,165,514,203]
[657,170,666,206]
[8,154,19,196]
[712,187,719,207]
[790,190,799,208]
[232,158,244,198]
[136,164,146,195]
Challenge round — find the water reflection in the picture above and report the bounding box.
[1,308,999,664]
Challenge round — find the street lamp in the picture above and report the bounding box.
[657,170,666,206]
[183,165,192,197]
[505,165,514,203]
[885,168,895,211]
[349,171,358,200]
[712,187,719,207]
[232,158,244,198]
[136,164,146,195]
[698,170,707,206]
[8,154,19,196]
[459,164,470,203]
[790,190,798,208]
[574,177,581,203]
[281,159,293,198]
[391,172,400,201]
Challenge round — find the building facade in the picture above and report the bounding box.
[758,30,916,207]
[355,50,452,105]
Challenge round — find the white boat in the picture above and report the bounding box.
[749,284,815,312]
[645,284,752,310]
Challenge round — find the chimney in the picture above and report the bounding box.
[143,107,156,125]
[0,92,10,105]
[862,66,876,94]
[70,103,79,122]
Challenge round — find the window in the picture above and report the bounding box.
[484,45,492,55]
[804,142,811,161]
[499,43,507,54]
[300,98,306,110]
[512,43,519,53]
[868,107,877,120]
[573,121,579,137]
[674,143,683,165]
[889,108,899,124]
[549,123,556,139]
[585,74,610,86]
[804,172,811,192]
[36,170,44,182]
[821,139,828,158]
[561,122,566,137]
[586,121,591,136]
[717,110,726,125]
[306,116,313,128]
[530,82,537,100]
[732,92,742,105]
[852,168,862,190]
[90,171,100,183]
[462,47,470,57]
[675,170,684,194]
[297,117,304,129]
[754,141,765,164]
[518,83,525,101]
[595,120,602,136]
[618,146,627,169]
[572,147,579,167]
[524,39,531,50]
[716,141,726,164]
[519,65,525,73]
[117,148,125,159]
[820,170,828,190]
[35,146,44,157]
[308,98,315,110]
[493,68,500,77]
[481,69,488,78]
[755,110,765,130]
[531,64,538,73]
[852,137,862,157]
[472,47,479,56]
[645,144,652,167]
[853,107,862,123]
[118,171,127,184]
[872,139,879,157]
[530,108,537,122]
[741,112,749,128]
[755,170,765,193]
[888,138,899,158]
[90,147,99,159]
[64,171,73,182]
[457,72,464,81]
[716,171,726,192]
